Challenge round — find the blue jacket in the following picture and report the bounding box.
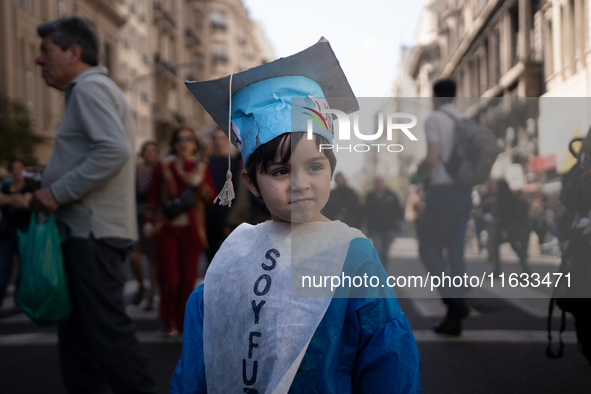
[171,237,421,393]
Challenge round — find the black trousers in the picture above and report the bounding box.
[58,236,157,394]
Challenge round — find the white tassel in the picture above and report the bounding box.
[214,169,235,207]
[215,73,236,206]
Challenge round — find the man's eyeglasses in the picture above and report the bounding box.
[175,136,194,143]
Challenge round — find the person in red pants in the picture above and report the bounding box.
[144,126,215,336]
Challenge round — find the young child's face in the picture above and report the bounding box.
[255,137,332,223]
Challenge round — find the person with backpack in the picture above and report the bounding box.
[416,79,475,336]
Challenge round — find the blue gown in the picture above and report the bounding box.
[170,237,421,393]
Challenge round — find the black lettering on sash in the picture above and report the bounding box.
[242,359,258,385]
[253,274,271,296]
[262,249,280,270]
[248,332,261,358]
[243,389,259,393]
[251,300,266,324]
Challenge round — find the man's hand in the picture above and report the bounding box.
[143,222,155,239]
[32,187,59,214]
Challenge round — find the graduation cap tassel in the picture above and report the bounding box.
[213,73,236,207]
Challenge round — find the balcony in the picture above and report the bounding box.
[154,53,178,85]
[95,0,128,27]
[185,28,201,47]
[153,2,176,30]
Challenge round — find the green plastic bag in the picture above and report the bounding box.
[16,212,71,325]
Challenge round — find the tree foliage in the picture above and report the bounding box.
[0,97,35,166]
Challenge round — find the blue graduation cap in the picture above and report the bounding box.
[185,37,358,205]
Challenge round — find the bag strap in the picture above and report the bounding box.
[546,297,566,358]
[435,108,462,180]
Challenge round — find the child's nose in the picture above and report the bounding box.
[291,171,310,192]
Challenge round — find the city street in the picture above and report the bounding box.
[0,238,590,393]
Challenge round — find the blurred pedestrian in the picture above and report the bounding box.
[543,195,564,249]
[0,159,34,307]
[529,193,547,250]
[471,185,486,252]
[480,180,499,262]
[128,141,159,311]
[405,184,425,239]
[322,172,361,227]
[417,79,472,335]
[516,190,532,258]
[32,17,157,393]
[144,126,215,337]
[365,176,403,265]
[204,127,241,266]
[490,180,531,275]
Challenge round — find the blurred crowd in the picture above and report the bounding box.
[0,126,271,337]
[321,173,566,277]
[471,180,564,272]
[1,148,411,330]
[0,131,572,338]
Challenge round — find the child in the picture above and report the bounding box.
[171,38,421,393]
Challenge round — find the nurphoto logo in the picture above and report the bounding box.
[306,108,419,153]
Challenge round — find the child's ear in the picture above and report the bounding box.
[241,169,261,198]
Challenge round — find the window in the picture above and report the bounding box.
[569,0,577,69]
[494,29,500,84]
[209,10,227,30]
[482,41,489,92]
[545,19,554,77]
[212,42,228,63]
[510,5,519,67]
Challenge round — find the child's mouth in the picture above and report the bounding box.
[291,198,313,205]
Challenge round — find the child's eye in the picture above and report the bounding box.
[309,164,323,171]
[272,169,289,176]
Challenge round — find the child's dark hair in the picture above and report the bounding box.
[246,132,337,194]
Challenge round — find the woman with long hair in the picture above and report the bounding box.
[144,127,215,336]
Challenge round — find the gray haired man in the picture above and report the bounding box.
[32,17,156,393]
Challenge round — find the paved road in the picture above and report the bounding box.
[0,238,589,393]
[390,237,591,394]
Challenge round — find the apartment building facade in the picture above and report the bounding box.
[396,0,590,185]
[0,0,270,165]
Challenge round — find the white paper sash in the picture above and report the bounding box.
[203,220,357,393]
